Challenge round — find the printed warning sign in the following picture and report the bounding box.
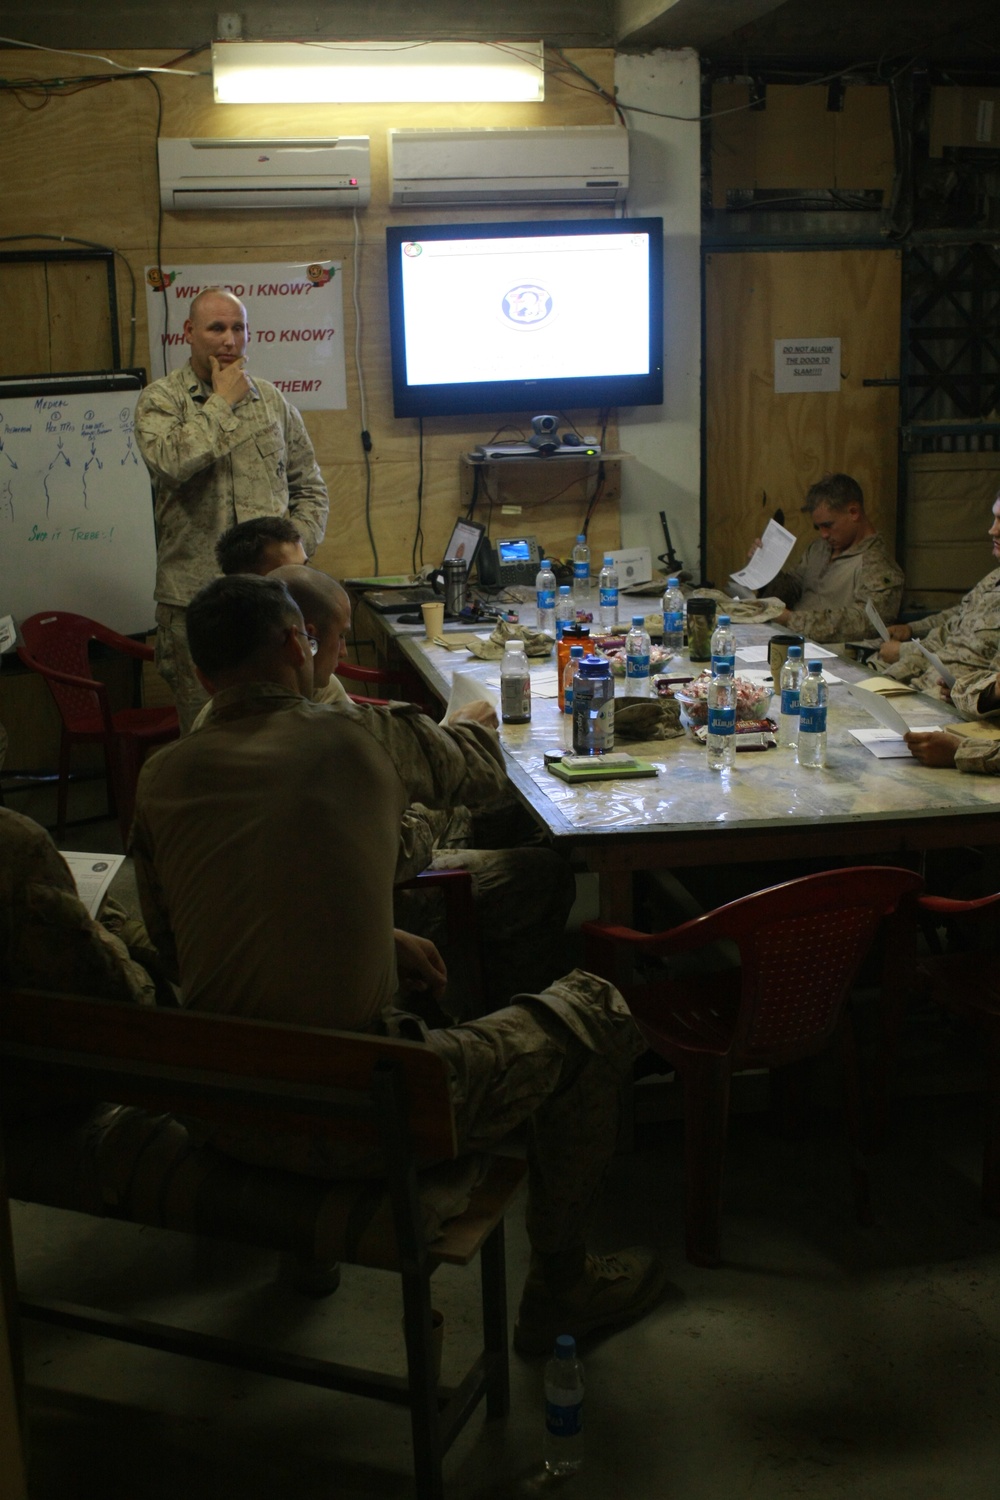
[774,337,841,394]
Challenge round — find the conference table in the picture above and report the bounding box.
[360,597,1000,922]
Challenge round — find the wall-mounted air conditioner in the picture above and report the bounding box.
[158,138,371,210]
[387,126,629,207]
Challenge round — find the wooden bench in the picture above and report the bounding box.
[0,987,527,1500]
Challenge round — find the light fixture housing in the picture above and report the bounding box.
[212,40,545,105]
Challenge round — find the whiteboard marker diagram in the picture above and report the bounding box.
[0,389,158,636]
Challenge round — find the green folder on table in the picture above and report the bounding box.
[547,757,658,784]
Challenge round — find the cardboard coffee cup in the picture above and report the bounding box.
[421,601,445,641]
[768,633,805,683]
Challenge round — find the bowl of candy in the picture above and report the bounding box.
[670,673,772,726]
[599,642,677,677]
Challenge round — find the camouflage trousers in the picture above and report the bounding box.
[426,969,644,1254]
[199,970,644,1256]
[155,603,209,735]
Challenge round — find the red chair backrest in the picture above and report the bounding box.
[593,866,924,1065]
[18,612,110,733]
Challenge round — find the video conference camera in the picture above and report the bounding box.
[528,414,561,454]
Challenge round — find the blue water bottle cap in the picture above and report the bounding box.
[718,615,731,626]
[632,615,643,627]
[808,661,822,672]
[787,645,802,657]
[554,1335,577,1358]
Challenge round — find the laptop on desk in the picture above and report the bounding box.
[358,518,486,614]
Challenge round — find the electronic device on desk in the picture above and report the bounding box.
[362,517,486,614]
[486,535,542,587]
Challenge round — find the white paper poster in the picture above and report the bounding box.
[144,261,346,410]
[774,337,841,393]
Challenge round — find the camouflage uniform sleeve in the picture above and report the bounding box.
[949,660,1000,720]
[769,567,803,609]
[340,700,508,811]
[782,541,904,644]
[955,737,1000,774]
[135,376,275,486]
[282,401,329,555]
[909,606,957,640]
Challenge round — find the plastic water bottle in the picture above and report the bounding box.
[797,660,828,768]
[544,1335,584,1476]
[555,585,575,639]
[710,614,735,677]
[598,555,619,630]
[661,576,684,657]
[572,533,591,604]
[706,663,737,771]
[779,644,804,749]
[563,643,585,717]
[535,558,556,635]
[500,639,531,724]
[624,614,652,698]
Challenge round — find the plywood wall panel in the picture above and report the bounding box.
[704,248,901,589]
[0,46,621,585]
[710,83,894,208]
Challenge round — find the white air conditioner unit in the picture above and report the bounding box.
[387,126,628,207]
[157,138,371,210]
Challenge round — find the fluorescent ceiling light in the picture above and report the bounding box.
[213,41,545,105]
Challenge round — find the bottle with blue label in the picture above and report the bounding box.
[544,1334,584,1476]
[779,644,804,749]
[624,615,652,698]
[661,576,684,656]
[598,555,619,630]
[563,643,585,716]
[706,663,737,771]
[797,661,828,768]
[572,656,614,755]
[572,533,591,604]
[710,614,735,677]
[535,558,556,634]
[554,585,575,639]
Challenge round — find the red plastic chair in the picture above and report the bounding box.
[17,612,179,843]
[336,661,402,707]
[583,865,925,1266]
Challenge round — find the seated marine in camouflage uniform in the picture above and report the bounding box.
[892,491,1000,772]
[132,574,671,1356]
[211,518,577,1014]
[0,807,154,1120]
[748,472,904,644]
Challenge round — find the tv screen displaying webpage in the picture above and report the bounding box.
[386,217,664,418]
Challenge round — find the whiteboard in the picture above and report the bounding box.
[0,385,157,636]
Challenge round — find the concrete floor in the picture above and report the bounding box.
[6,776,1000,1498]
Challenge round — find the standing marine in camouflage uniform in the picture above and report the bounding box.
[135,288,329,732]
[133,574,670,1354]
[751,472,904,643]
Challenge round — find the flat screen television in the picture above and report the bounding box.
[385,216,664,419]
